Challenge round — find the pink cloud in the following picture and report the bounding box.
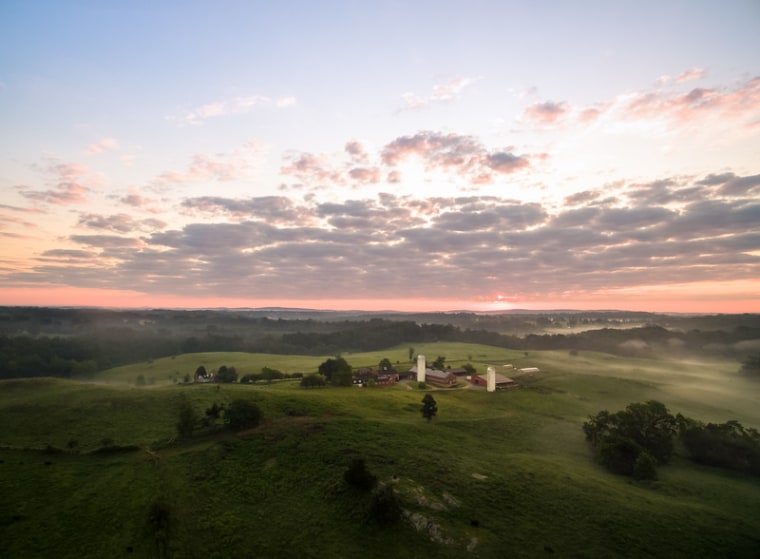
[523,101,569,124]
[281,153,344,185]
[348,167,381,184]
[154,142,263,185]
[399,76,478,111]
[676,67,707,83]
[345,140,367,162]
[623,76,760,124]
[19,161,99,205]
[85,137,120,154]
[181,94,296,124]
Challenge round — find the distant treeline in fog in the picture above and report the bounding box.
[1,307,759,380]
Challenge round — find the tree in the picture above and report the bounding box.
[205,402,223,427]
[583,400,676,478]
[261,366,284,383]
[378,358,393,372]
[462,363,476,375]
[318,356,352,386]
[678,416,760,476]
[215,365,238,383]
[432,356,446,370]
[300,374,326,388]
[225,399,262,430]
[194,365,207,380]
[408,347,415,361]
[176,399,198,438]
[421,393,437,421]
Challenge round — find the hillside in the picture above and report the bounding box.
[2,344,759,558]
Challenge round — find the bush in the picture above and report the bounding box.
[225,399,262,430]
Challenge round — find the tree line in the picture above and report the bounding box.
[2,319,760,380]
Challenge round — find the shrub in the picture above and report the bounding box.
[225,399,262,430]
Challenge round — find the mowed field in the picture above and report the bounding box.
[1,343,759,558]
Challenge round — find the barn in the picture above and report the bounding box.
[472,373,516,389]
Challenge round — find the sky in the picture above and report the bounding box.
[1,1,759,313]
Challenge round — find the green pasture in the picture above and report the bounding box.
[1,343,759,558]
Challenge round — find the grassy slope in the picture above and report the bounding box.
[2,345,759,558]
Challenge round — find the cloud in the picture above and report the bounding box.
[179,94,296,125]
[6,170,759,304]
[381,131,529,181]
[521,73,760,133]
[676,67,707,83]
[399,76,478,111]
[181,195,307,223]
[345,140,368,163]
[85,137,119,155]
[621,75,760,125]
[523,101,569,124]
[40,249,97,259]
[77,212,167,233]
[18,161,100,205]
[154,141,264,186]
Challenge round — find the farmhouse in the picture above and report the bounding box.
[472,372,516,389]
[351,367,399,386]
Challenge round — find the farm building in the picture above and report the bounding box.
[518,367,540,374]
[410,365,458,386]
[352,367,399,386]
[424,369,458,386]
[472,373,516,389]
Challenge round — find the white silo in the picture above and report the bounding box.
[417,354,426,383]
[487,366,496,392]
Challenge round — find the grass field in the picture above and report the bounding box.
[2,344,759,558]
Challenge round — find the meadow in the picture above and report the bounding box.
[1,343,759,558]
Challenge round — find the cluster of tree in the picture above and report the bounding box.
[317,357,353,386]
[583,401,674,480]
[176,397,262,437]
[677,416,760,476]
[300,374,327,388]
[584,401,760,480]
[240,367,296,384]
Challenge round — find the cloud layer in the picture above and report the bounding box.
[8,170,758,305]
